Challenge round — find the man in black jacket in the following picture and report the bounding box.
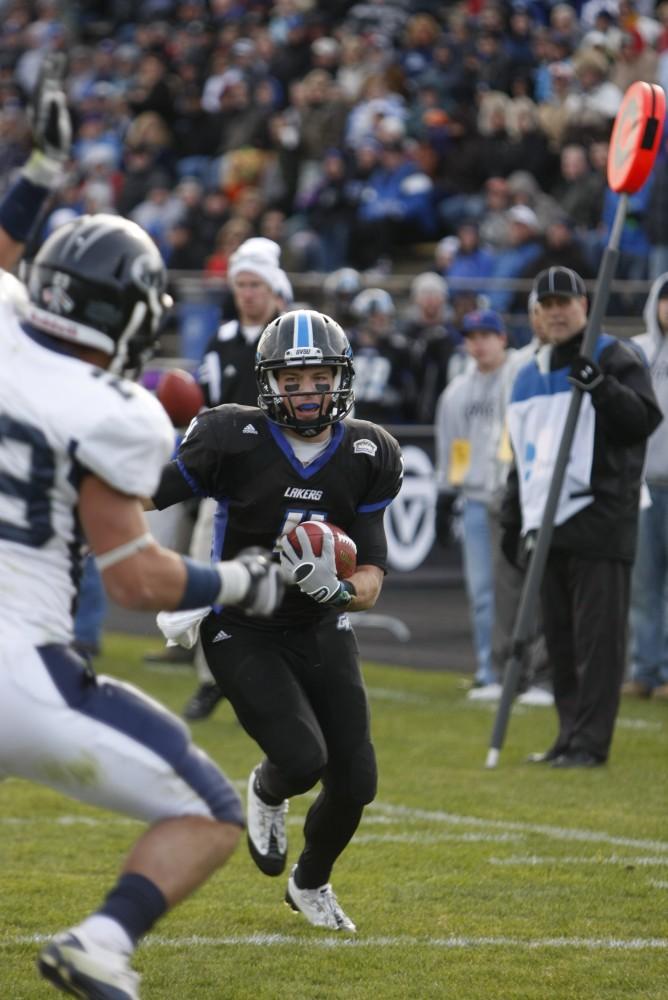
[501,266,662,768]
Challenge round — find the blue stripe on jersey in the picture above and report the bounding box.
[211,500,230,613]
[268,420,344,479]
[511,333,614,405]
[176,457,207,497]
[38,644,243,826]
[295,310,312,349]
[212,500,230,562]
[357,498,393,513]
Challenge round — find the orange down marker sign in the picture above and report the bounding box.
[608,81,666,193]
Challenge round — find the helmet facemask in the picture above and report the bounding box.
[261,362,353,437]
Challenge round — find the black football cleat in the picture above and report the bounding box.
[182,681,225,721]
[550,751,605,769]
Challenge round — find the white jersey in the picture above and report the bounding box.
[0,304,174,644]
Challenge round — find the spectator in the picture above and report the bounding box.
[501,267,661,767]
[349,136,435,271]
[434,308,518,699]
[566,47,623,127]
[490,291,554,708]
[549,143,607,233]
[506,97,558,185]
[487,204,544,313]
[349,287,416,424]
[506,169,563,231]
[623,274,668,700]
[203,216,253,277]
[601,173,652,313]
[459,176,512,253]
[403,271,461,423]
[537,61,578,151]
[609,28,658,91]
[442,220,495,299]
[646,134,668,281]
[297,147,356,271]
[322,266,363,326]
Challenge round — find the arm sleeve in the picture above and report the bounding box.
[591,342,663,444]
[348,508,389,570]
[153,410,228,506]
[355,428,404,512]
[79,383,175,498]
[152,460,199,510]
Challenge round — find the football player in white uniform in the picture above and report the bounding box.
[0,214,283,1000]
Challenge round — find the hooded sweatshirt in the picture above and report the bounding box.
[634,272,668,486]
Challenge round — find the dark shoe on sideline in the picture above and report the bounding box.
[551,750,604,769]
[144,644,195,666]
[183,681,224,720]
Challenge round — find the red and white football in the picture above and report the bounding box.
[156,368,204,427]
[286,521,357,579]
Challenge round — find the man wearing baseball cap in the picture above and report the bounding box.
[500,266,661,767]
[435,308,525,701]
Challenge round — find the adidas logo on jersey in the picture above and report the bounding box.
[212,629,231,642]
[242,424,258,435]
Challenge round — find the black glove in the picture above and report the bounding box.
[434,493,458,547]
[500,524,521,568]
[568,355,603,393]
[235,547,284,617]
[23,53,72,189]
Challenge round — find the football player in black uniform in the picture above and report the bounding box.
[147,309,403,931]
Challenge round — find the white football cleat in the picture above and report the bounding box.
[38,928,140,999]
[285,866,356,932]
[517,686,555,707]
[466,682,502,703]
[246,765,288,876]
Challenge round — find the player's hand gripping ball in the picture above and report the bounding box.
[280,521,357,604]
[156,369,204,427]
[285,521,357,579]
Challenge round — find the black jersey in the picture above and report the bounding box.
[153,405,404,628]
[197,320,265,408]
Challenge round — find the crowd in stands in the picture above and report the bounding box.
[1,0,668,376]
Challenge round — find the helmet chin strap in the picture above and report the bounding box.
[109,301,148,376]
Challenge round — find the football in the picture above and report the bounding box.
[156,368,204,427]
[286,521,357,579]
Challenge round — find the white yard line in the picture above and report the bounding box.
[489,855,668,867]
[2,802,667,857]
[4,933,666,951]
[372,802,668,854]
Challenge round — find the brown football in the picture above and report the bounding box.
[156,368,204,427]
[286,521,357,579]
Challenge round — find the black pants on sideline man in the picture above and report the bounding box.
[200,610,377,887]
[540,551,631,762]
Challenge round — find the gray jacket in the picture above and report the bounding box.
[634,273,668,486]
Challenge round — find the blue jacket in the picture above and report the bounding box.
[358,162,435,235]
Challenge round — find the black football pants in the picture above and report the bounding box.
[540,551,631,761]
[201,611,377,887]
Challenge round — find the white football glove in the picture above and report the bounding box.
[23,53,72,189]
[234,547,284,617]
[279,524,341,604]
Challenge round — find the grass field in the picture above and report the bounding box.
[1,632,667,1000]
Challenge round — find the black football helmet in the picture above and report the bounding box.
[25,214,172,376]
[255,309,354,436]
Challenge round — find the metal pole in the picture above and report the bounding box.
[485,194,629,769]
